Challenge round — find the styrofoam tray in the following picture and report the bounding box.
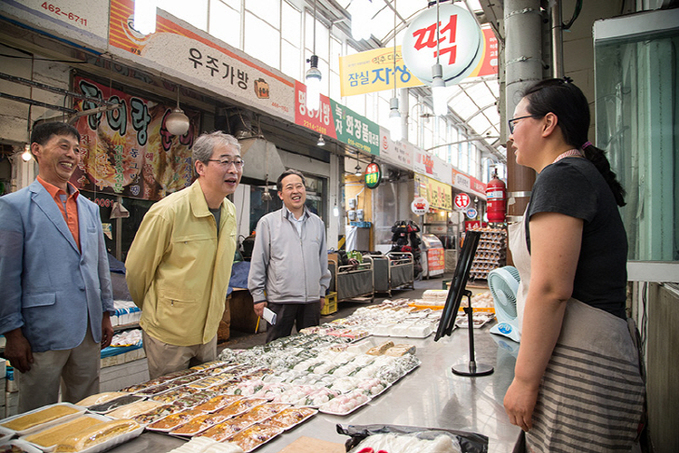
[20,414,110,452]
[0,438,43,453]
[58,424,143,453]
[0,427,14,442]
[0,403,87,436]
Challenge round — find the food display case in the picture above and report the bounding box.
[370,252,415,296]
[328,255,374,302]
[420,234,445,279]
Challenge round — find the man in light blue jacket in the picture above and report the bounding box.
[248,169,331,342]
[0,122,114,412]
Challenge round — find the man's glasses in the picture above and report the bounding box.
[508,115,540,134]
[207,158,245,169]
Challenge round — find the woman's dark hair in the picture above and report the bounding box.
[523,78,626,206]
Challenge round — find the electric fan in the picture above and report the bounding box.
[488,266,521,343]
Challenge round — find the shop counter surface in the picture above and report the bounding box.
[109,327,520,453]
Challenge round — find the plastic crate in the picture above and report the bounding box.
[321,292,338,315]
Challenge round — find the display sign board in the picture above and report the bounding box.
[415,174,452,211]
[466,208,478,219]
[452,168,486,199]
[427,247,445,273]
[107,0,295,123]
[71,76,198,200]
[402,3,484,86]
[413,147,453,186]
[379,127,414,170]
[454,193,471,210]
[0,0,109,49]
[411,196,430,215]
[339,46,423,96]
[365,162,381,189]
[294,81,380,156]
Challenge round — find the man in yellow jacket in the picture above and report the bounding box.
[125,131,242,379]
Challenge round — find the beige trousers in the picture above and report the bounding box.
[142,331,217,380]
[15,325,100,413]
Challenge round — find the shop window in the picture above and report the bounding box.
[595,22,679,262]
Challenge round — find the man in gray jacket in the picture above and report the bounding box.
[248,169,331,342]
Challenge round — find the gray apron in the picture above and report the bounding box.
[508,209,645,453]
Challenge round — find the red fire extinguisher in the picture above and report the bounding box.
[486,169,507,224]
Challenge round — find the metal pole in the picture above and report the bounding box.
[551,0,564,78]
[504,0,541,226]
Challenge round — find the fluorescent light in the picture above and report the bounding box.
[388,97,402,141]
[133,0,157,35]
[349,0,372,41]
[431,63,447,117]
[305,55,322,112]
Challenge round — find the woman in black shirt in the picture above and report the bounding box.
[503,78,644,452]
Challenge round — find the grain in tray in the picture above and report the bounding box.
[147,408,205,431]
[228,424,283,452]
[194,395,243,413]
[1,404,81,432]
[23,415,105,448]
[169,412,232,436]
[197,416,253,442]
[265,407,316,430]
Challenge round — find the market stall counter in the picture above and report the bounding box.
[104,327,520,453]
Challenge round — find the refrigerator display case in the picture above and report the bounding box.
[420,234,445,278]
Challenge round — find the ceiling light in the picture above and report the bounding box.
[21,143,32,162]
[431,63,447,117]
[349,0,372,41]
[317,134,325,146]
[388,97,402,142]
[133,0,157,35]
[166,90,190,136]
[305,56,322,113]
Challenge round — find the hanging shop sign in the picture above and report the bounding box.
[0,0,109,48]
[413,148,453,185]
[294,81,380,156]
[339,46,423,96]
[107,0,295,123]
[401,3,486,86]
[365,162,382,189]
[454,193,471,210]
[71,76,198,201]
[411,196,430,216]
[415,174,452,211]
[452,168,486,200]
[379,126,414,170]
[466,208,478,219]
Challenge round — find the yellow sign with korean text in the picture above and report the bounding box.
[339,46,424,97]
[415,174,453,211]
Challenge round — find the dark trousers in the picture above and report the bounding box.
[265,301,321,343]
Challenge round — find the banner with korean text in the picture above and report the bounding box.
[107,0,295,123]
[294,81,380,156]
[339,46,423,97]
[415,174,453,211]
[71,76,199,201]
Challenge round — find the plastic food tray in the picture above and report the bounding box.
[20,414,110,453]
[0,438,43,453]
[0,403,87,436]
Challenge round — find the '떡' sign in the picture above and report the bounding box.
[402,3,484,86]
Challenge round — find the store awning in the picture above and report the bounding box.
[238,138,287,182]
